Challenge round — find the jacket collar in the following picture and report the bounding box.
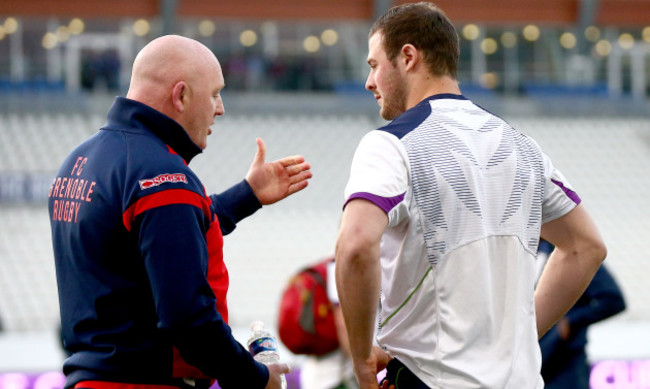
[106,97,202,164]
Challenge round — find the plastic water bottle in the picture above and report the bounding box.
[247,320,287,389]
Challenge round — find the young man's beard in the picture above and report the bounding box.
[380,68,408,121]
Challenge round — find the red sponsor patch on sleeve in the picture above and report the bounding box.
[139,173,188,190]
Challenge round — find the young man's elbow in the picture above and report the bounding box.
[336,241,374,265]
[335,236,379,269]
[588,238,607,266]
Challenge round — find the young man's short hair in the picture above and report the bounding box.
[370,2,460,79]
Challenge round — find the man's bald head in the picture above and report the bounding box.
[126,35,226,149]
[126,35,222,114]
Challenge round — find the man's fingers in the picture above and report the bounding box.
[285,162,311,176]
[289,170,312,184]
[271,362,291,375]
[288,170,313,184]
[277,155,306,168]
[288,180,309,195]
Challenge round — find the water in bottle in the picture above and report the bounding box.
[247,320,287,389]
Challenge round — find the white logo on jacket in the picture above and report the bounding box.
[139,173,188,190]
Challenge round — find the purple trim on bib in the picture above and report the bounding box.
[551,179,582,205]
[344,192,405,214]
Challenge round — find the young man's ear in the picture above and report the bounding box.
[401,43,419,71]
[171,81,188,112]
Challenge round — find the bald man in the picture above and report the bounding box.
[49,35,309,389]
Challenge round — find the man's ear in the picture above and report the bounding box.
[401,43,419,72]
[171,81,188,112]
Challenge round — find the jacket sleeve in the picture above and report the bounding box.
[210,179,262,235]
[135,202,268,388]
[538,326,563,365]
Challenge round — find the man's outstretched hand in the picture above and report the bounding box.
[245,138,312,205]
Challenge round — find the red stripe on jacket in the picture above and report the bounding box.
[74,381,179,389]
[122,189,230,380]
[122,189,211,232]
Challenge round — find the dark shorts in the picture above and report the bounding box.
[382,358,431,389]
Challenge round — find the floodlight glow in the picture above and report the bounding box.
[480,38,498,55]
[500,32,517,48]
[642,26,650,43]
[560,32,576,49]
[479,72,499,89]
[594,40,612,56]
[199,20,215,37]
[618,33,634,50]
[240,30,258,47]
[133,19,150,37]
[4,17,18,34]
[303,35,320,53]
[522,25,540,42]
[68,18,84,35]
[462,24,480,41]
[42,32,58,50]
[321,29,338,46]
[57,26,70,43]
[585,26,600,42]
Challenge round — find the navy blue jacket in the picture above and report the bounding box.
[48,97,268,388]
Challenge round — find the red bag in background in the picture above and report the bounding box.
[277,257,339,356]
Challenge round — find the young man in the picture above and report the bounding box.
[49,35,311,389]
[334,3,606,389]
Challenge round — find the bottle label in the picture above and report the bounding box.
[248,336,278,356]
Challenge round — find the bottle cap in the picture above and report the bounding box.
[251,320,264,332]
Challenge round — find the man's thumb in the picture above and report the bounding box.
[254,137,267,165]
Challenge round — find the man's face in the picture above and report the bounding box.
[365,32,408,121]
[183,61,225,150]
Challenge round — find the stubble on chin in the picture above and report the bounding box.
[380,99,405,121]
[380,108,395,121]
[379,84,407,121]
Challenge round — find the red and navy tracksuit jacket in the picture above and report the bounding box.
[48,97,268,389]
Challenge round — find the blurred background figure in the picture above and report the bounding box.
[299,260,357,389]
[536,240,627,389]
[277,257,357,389]
[80,49,120,92]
